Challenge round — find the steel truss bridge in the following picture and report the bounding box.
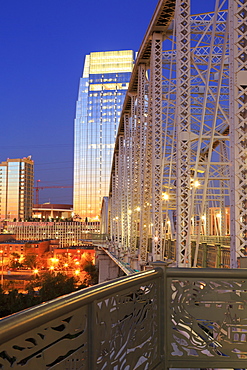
[106,0,247,270]
[2,1,247,369]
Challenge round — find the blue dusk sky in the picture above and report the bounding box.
[0,0,217,205]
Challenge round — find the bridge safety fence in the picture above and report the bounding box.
[164,239,230,268]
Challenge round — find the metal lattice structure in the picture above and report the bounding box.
[107,0,247,270]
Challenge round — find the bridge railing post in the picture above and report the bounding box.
[150,260,171,369]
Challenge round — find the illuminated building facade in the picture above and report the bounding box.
[5,221,101,248]
[0,157,34,221]
[73,50,134,221]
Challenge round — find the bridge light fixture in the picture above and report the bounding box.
[194,180,200,187]
[162,192,169,200]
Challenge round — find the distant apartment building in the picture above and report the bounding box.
[73,50,135,221]
[0,157,34,221]
[4,221,102,248]
[0,233,56,267]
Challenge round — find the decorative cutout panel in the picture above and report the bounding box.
[95,281,161,369]
[0,306,88,369]
[168,277,247,367]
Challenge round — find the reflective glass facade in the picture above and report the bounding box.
[0,157,34,221]
[73,50,134,221]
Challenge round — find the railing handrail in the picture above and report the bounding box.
[0,268,162,345]
[166,266,247,278]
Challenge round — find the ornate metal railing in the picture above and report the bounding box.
[165,267,247,369]
[1,266,247,369]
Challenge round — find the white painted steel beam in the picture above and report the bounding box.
[229,0,247,267]
[175,0,192,267]
[150,33,164,261]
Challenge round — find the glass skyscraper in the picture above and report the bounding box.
[73,50,134,221]
[0,156,34,221]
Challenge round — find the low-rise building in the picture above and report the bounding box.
[32,204,73,220]
[0,234,59,268]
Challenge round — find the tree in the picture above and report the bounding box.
[83,262,98,286]
[23,254,37,269]
[0,272,87,318]
[9,253,22,269]
[27,272,79,302]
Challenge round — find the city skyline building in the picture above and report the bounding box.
[73,50,135,221]
[0,157,34,221]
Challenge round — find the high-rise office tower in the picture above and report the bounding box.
[0,156,34,221]
[73,50,134,221]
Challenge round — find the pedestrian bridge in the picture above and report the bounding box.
[1,266,247,369]
[2,0,247,367]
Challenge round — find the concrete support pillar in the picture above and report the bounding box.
[97,250,120,283]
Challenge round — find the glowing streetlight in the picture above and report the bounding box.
[162,192,169,200]
[191,179,200,187]
[75,269,80,276]
[50,257,59,264]
[33,269,39,277]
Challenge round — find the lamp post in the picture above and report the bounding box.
[0,250,3,288]
[33,269,39,278]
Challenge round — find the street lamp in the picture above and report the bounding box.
[74,269,80,277]
[0,250,3,287]
[33,269,39,278]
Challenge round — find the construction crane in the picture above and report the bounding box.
[34,180,72,204]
